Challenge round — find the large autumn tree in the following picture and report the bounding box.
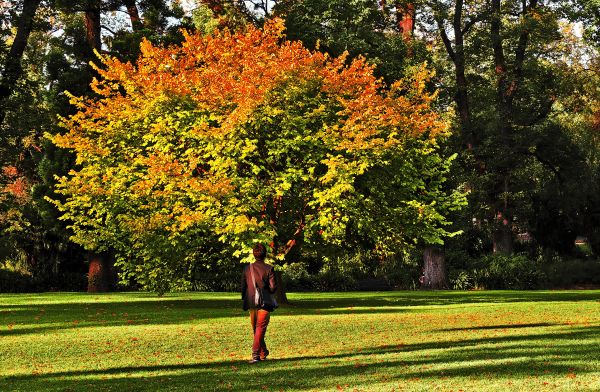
[49,19,465,293]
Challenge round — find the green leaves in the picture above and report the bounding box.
[49,21,464,291]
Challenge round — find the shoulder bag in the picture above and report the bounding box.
[250,264,278,310]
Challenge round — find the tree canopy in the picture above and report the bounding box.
[48,19,465,291]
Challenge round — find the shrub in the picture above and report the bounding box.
[372,251,421,289]
[543,258,600,288]
[314,268,357,291]
[190,264,241,292]
[282,261,358,291]
[589,227,600,256]
[474,254,546,289]
[0,268,36,293]
[282,262,313,291]
[449,269,474,290]
[48,272,88,292]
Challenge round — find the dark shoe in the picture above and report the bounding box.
[248,358,261,364]
[260,350,269,361]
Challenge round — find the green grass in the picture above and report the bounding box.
[1,291,599,391]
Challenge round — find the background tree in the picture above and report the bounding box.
[0,1,191,291]
[0,0,42,126]
[420,0,600,258]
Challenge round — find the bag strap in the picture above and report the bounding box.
[249,263,257,288]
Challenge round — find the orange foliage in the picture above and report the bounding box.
[57,19,441,154]
[50,18,450,260]
[1,166,30,205]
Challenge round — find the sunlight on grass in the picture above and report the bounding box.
[1,291,599,391]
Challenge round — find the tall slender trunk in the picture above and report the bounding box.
[82,1,112,292]
[0,0,42,126]
[436,0,473,147]
[490,0,537,254]
[428,1,473,283]
[452,0,473,148]
[490,0,511,254]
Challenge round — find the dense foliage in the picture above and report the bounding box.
[48,20,464,292]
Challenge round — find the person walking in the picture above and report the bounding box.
[241,243,277,364]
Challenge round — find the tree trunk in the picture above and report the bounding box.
[84,3,102,52]
[87,252,109,292]
[452,0,474,148]
[273,270,288,305]
[489,0,536,257]
[435,0,474,148]
[493,213,513,254]
[123,0,142,31]
[88,251,117,292]
[395,2,415,40]
[0,0,42,126]
[421,246,448,289]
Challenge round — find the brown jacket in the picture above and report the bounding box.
[241,260,277,311]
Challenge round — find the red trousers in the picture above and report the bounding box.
[249,309,270,358]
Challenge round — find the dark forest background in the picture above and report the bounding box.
[1,0,599,293]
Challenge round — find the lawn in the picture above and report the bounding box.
[1,290,599,391]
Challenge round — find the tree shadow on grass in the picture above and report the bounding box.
[3,325,599,392]
[1,290,599,337]
[0,297,243,335]
[439,322,558,331]
[0,299,423,338]
[290,290,600,310]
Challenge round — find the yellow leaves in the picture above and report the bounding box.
[51,16,453,264]
[138,37,156,59]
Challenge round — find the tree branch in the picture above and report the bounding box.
[516,96,556,127]
[529,150,563,185]
[490,0,506,75]
[232,0,260,26]
[0,0,42,126]
[435,16,456,64]
[100,24,118,36]
[461,9,491,36]
[514,0,538,80]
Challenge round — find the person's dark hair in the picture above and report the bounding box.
[252,243,267,260]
